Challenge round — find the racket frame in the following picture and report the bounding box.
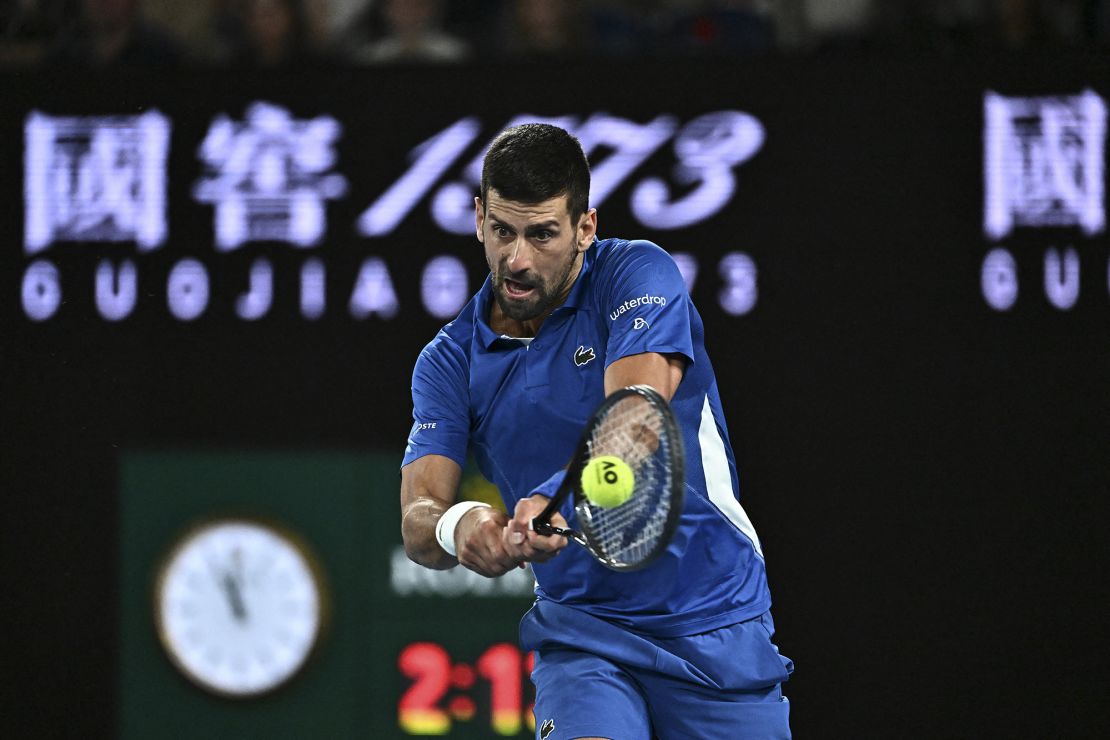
[531,384,685,571]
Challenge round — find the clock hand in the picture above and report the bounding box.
[221,571,249,622]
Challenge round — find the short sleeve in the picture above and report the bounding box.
[401,335,471,469]
[598,240,695,367]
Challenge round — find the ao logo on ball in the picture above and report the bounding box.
[581,456,635,508]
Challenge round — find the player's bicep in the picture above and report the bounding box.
[604,352,686,401]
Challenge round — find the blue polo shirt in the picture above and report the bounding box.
[403,238,771,637]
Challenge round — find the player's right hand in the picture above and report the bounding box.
[503,495,569,564]
[454,506,524,577]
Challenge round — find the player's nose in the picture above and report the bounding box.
[505,237,534,273]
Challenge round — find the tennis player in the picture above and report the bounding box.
[400,123,792,739]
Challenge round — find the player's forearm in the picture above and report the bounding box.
[400,455,464,569]
[401,497,457,570]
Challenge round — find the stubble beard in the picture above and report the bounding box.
[493,251,579,322]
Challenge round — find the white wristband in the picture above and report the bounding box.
[435,501,491,557]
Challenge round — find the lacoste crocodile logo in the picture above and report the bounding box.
[574,345,596,367]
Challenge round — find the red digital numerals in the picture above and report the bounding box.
[398,642,535,736]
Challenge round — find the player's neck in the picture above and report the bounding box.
[489,300,552,339]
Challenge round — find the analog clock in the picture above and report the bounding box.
[154,518,326,698]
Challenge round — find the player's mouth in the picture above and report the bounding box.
[502,278,536,299]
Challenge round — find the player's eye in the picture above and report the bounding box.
[493,224,512,238]
[533,230,554,242]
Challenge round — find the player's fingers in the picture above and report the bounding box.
[459,552,496,576]
[503,495,565,561]
[505,517,528,547]
[500,523,528,562]
[490,541,525,573]
[524,545,562,563]
[509,496,549,542]
[494,524,558,564]
[526,510,568,552]
[461,545,517,577]
[458,515,520,576]
[548,510,570,531]
[526,530,567,554]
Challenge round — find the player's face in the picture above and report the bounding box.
[476,190,596,324]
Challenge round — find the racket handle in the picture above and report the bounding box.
[531,519,578,539]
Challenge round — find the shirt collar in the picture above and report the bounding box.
[474,279,500,349]
[560,238,596,311]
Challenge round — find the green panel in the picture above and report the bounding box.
[119,450,536,739]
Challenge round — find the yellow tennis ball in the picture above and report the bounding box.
[581,455,635,508]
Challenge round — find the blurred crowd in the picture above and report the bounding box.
[1,0,1108,68]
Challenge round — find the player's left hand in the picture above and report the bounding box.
[503,495,568,564]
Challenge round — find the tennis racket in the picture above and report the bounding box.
[531,384,685,571]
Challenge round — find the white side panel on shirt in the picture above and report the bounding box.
[698,394,764,559]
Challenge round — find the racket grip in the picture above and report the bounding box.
[531,519,576,538]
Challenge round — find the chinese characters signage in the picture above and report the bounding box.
[981,90,1108,311]
[19,103,764,323]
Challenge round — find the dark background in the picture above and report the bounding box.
[3,54,1109,737]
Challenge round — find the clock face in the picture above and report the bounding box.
[155,519,325,697]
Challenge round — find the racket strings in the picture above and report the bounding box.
[578,394,676,567]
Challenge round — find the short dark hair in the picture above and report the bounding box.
[481,123,591,222]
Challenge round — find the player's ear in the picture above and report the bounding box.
[474,197,485,242]
[576,208,597,252]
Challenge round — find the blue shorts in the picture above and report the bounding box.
[520,600,793,740]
